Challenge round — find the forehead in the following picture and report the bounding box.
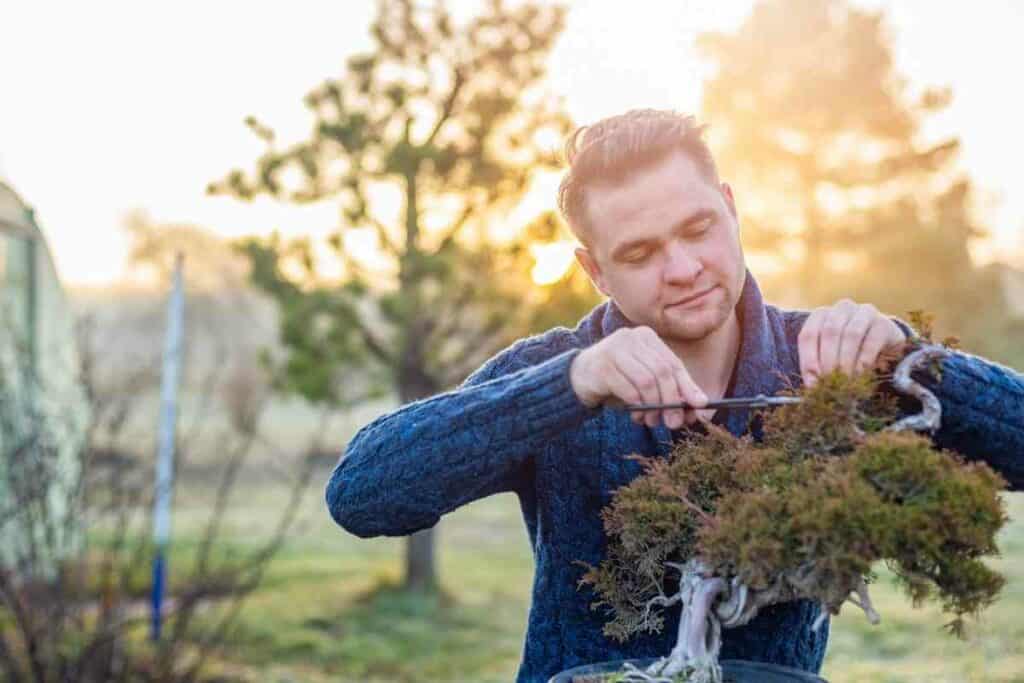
[583,152,720,253]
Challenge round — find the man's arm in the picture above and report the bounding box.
[910,348,1024,492]
[324,337,601,538]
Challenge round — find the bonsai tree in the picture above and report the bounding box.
[577,331,1008,683]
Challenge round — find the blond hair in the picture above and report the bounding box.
[557,109,720,246]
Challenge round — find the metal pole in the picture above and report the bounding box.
[151,253,185,641]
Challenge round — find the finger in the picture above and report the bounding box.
[602,356,646,424]
[646,331,707,408]
[634,336,682,428]
[614,350,664,427]
[838,304,876,376]
[694,409,714,427]
[650,343,707,427]
[675,363,707,426]
[627,346,669,428]
[854,316,893,375]
[799,309,825,387]
[818,302,855,379]
[639,332,704,429]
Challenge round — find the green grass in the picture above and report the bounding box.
[823,492,1024,683]
[159,473,1024,683]
[164,475,532,683]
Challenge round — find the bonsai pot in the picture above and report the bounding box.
[549,658,828,682]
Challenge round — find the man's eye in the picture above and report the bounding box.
[692,217,713,234]
[626,250,650,263]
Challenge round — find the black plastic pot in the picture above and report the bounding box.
[549,658,828,682]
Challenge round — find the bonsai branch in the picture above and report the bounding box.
[886,345,950,434]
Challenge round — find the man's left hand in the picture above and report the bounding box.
[798,299,908,388]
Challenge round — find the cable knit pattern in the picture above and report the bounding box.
[325,268,1024,682]
[914,350,1024,491]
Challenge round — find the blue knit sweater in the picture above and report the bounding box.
[326,268,1024,682]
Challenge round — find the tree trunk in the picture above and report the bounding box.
[405,527,437,592]
[398,345,441,592]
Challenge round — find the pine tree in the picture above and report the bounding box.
[210,0,580,591]
[697,0,1014,359]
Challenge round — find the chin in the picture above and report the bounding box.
[665,322,719,342]
[660,304,729,341]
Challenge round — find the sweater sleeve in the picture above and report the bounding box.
[818,313,1024,491]
[911,349,1024,493]
[325,340,602,538]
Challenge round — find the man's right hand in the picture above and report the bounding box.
[569,326,708,429]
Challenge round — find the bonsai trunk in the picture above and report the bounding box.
[624,560,730,683]
[624,560,881,683]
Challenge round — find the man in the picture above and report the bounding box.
[326,110,1023,682]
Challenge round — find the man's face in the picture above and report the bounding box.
[575,151,746,343]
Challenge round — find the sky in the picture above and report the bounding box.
[1,0,1022,288]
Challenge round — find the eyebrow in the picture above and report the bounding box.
[610,208,715,261]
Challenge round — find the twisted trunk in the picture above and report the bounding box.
[624,560,878,683]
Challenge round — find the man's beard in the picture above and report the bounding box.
[655,297,730,343]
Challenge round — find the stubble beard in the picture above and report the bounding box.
[656,293,731,343]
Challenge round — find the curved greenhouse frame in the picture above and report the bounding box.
[0,180,90,578]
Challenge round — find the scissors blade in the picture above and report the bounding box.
[619,394,802,412]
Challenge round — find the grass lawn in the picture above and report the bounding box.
[162,470,1024,683]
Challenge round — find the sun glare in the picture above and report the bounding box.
[530,241,577,285]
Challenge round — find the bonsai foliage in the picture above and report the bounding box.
[578,335,1007,682]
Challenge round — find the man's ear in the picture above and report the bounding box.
[721,181,738,219]
[575,247,611,298]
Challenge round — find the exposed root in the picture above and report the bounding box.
[616,559,887,681]
[618,660,683,682]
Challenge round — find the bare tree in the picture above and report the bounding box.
[0,286,323,682]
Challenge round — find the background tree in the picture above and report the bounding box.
[697,0,1020,363]
[209,0,587,592]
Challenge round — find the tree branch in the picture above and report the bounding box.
[429,279,482,342]
[366,212,401,255]
[440,319,512,387]
[351,312,394,366]
[424,68,465,148]
[435,188,500,250]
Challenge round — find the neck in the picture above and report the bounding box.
[665,310,741,401]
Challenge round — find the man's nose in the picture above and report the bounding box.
[663,240,702,283]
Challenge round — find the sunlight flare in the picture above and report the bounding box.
[530,240,577,285]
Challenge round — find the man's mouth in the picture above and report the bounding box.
[669,286,716,308]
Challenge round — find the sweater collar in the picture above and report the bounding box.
[589,267,786,441]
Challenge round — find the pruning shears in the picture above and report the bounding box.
[614,394,803,412]
[610,344,950,434]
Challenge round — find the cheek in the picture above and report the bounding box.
[612,267,661,302]
[638,265,665,293]
[705,240,740,272]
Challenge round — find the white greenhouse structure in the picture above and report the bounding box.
[0,179,89,577]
